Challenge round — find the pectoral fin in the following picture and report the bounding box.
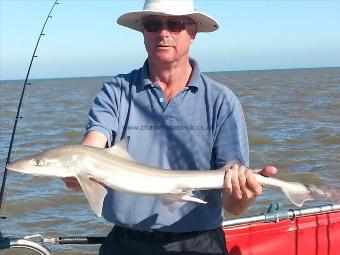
[76,174,107,217]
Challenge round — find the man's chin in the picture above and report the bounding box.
[152,53,176,63]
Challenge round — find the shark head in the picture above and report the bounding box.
[6,147,75,178]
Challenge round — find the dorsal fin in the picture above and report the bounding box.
[106,137,134,161]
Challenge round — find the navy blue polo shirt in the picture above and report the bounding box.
[86,58,249,232]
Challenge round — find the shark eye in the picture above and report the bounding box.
[34,159,45,166]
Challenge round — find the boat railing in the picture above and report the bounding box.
[0,234,54,255]
[0,203,339,254]
[222,203,340,227]
[0,234,107,254]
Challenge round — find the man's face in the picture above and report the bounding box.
[142,15,197,64]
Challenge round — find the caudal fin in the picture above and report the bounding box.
[281,183,313,207]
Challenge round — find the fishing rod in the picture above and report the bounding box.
[0,0,60,215]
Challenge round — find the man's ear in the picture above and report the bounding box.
[190,31,197,42]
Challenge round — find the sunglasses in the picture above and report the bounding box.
[142,19,196,33]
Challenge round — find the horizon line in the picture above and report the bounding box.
[1,65,339,82]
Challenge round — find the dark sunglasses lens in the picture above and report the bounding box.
[143,20,162,32]
[167,20,186,32]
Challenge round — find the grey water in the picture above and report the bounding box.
[0,67,339,254]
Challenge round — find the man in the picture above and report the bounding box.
[64,0,277,254]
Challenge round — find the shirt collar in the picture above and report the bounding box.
[187,58,201,89]
[139,58,202,91]
[141,59,152,89]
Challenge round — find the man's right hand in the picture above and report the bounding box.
[62,130,108,191]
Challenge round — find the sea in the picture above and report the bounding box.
[0,67,339,254]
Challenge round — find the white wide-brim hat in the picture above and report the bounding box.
[117,0,219,33]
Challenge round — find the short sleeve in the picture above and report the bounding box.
[213,94,249,169]
[86,80,121,146]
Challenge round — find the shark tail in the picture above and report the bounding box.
[280,182,313,207]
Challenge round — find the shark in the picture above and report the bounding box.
[6,137,338,217]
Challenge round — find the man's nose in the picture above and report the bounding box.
[159,27,171,38]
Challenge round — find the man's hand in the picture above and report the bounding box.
[222,163,277,215]
[62,131,107,191]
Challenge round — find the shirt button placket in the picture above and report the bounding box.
[151,84,167,111]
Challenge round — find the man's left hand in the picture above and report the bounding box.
[222,163,277,215]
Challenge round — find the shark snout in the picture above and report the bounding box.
[7,158,33,173]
